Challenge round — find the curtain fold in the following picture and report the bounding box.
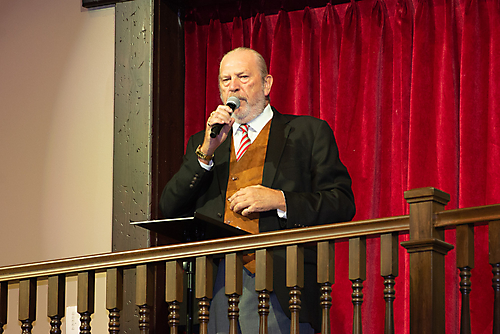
[231,16,244,49]
[392,0,413,214]
[296,7,315,116]
[205,18,230,120]
[250,13,271,67]
[319,4,342,127]
[183,21,208,144]
[335,1,363,157]
[270,10,293,113]
[485,0,500,203]
[182,1,500,332]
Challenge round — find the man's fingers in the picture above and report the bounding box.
[241,207,254,216]
[229,196,250,213]
[228,188,247,204]
[208,105,233,126]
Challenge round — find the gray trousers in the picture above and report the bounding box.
[208,259,315,334]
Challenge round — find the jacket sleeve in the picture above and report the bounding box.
[280,119,355,228]
[159,134,214,218]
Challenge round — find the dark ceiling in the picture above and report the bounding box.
[164,0,350,23]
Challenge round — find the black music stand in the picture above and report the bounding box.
[131,212,248,334]
[131,211,248,242]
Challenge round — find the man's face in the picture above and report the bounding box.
[219,50,272,124]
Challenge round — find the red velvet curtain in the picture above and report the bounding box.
[183,0,500,332]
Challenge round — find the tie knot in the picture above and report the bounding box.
[240,124,249,133]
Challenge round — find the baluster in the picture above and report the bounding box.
[78,271,95,334]
[380,233,398,334]
[19,278,36,334]
[0,282,7,334]
[490,221,500,334]
[255,249,273,334]
[196,256,214,334]
[226,253,243,334]
[166,261,183,334]
[287,245,304,334]
[317,241,334,334]
[456,224,474,334]
[106,268,123,334]
[48,275,66,334]
[136,264,154,334]
[349,237,366,334]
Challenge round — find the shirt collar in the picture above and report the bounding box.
[232,104,273,134]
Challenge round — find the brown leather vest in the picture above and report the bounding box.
[224,121,272,234]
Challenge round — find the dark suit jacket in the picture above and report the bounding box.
[160,108,355,330]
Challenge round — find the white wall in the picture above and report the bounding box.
[0,0,114,264]
[0,0,114,332]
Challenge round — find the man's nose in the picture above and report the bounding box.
[228,78,240,92]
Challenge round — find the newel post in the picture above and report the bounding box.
[401,187,454,334]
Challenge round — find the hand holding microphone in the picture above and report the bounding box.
[198,96,240,162]
[210,96,240,138]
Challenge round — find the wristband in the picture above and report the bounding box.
[195,145,213,161]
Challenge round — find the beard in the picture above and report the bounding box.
[227,91,268,124]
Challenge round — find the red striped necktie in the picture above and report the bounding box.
[236,124,251,161]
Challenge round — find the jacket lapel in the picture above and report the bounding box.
[263,108,290,187]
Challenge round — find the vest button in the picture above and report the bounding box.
[225,220,231,224]
[231,176,238,181]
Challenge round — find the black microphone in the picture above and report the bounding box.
[210,96,240,138]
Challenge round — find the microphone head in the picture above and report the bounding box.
[226,96,240,111]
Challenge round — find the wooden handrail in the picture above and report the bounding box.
[0,215,409,282]
[0,203,493,290]
[434,203,500,228]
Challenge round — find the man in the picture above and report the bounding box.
[160,47,355,334]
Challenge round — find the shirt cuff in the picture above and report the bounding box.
[198,158,214,170]
[277,191,287,219]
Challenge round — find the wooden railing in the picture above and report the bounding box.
[0,187,498,334]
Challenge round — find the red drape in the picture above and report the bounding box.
[183,0,500,332]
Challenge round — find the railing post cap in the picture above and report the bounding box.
[404,187,450,205]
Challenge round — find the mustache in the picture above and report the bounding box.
[229,95,246,103]
[219,94,247,104]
